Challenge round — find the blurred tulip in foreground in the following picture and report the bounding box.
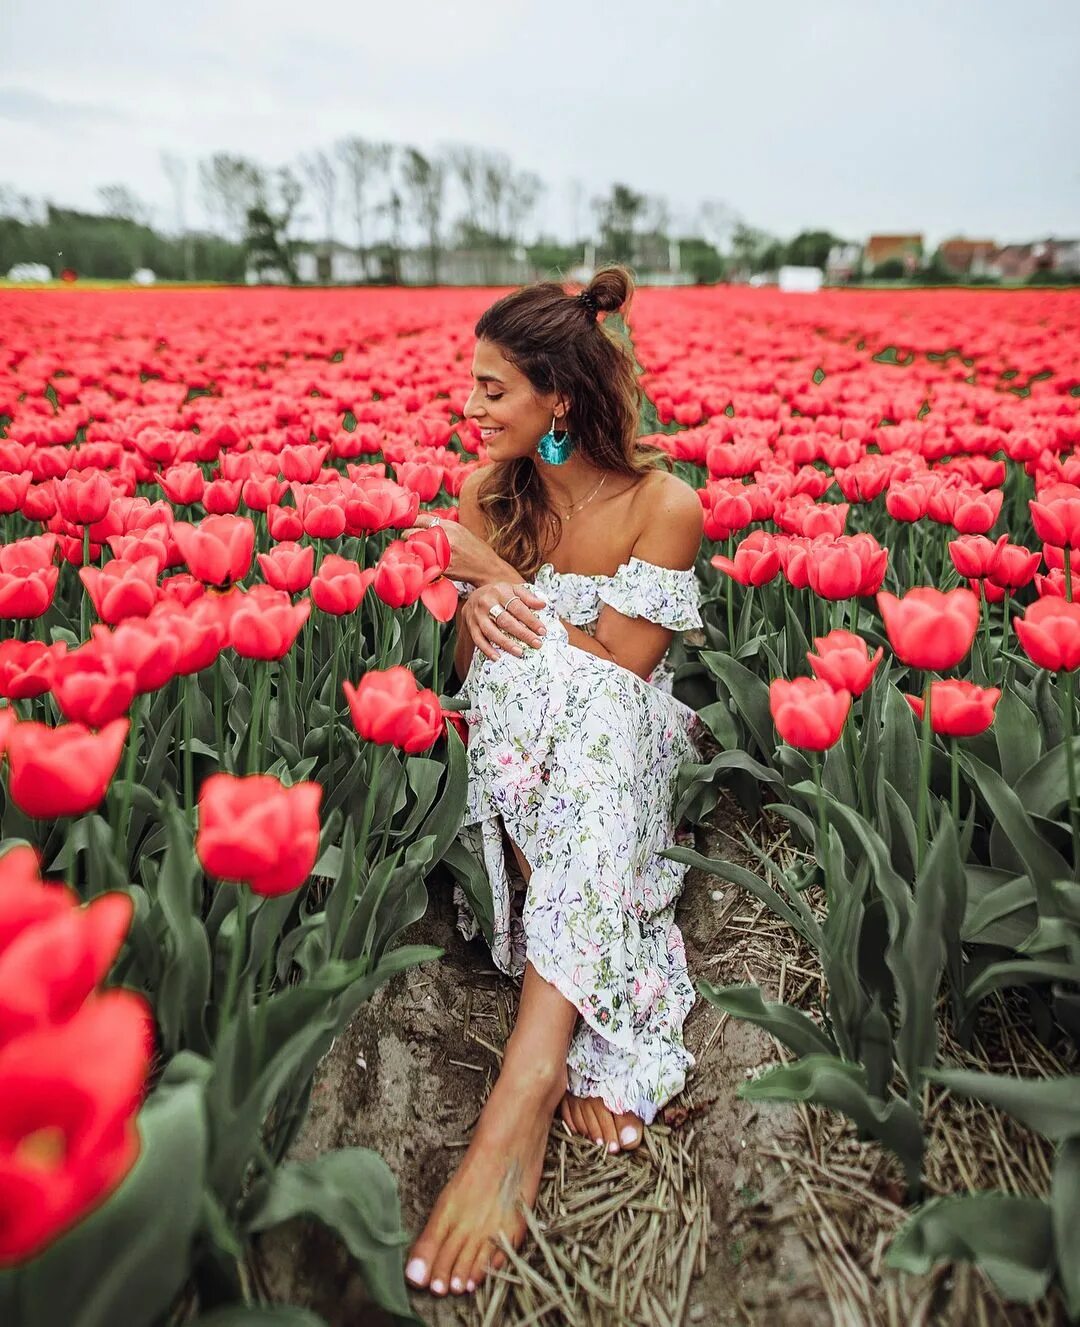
[344,667,443,754]
[1014,598,1080,672]
[5,718,129,818]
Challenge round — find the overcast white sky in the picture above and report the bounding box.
[0,0,1077,250]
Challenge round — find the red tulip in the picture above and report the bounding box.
[441,707,470,744]
[769,677,851,751]
[885,477,933,523]
[148,599,228,675]
[55,471,112,526]
[344,667,443,753]
[52,642,137,727]
[987,541,1041,591]
[968,576,1006,604]
[292,484,346,539]
[196,773,322,896]
[1014,598,1080,671]
[310,555,375,615]
[172,515,255,587]
[203,478,243,515]
[805,534,887,600]
[1030,484,1080,548]
[0,641,67,701]
[775,535,812,590]
[157,463,205,506]
[257,541,315,593]
[0,871,132,1049]
[950,487,1003,535]
[806,630,883,697]
[229,584,311,660]
[394,460,443,503]
[876,587,979,671]
[105,532,171,574]
[0,471,31,515]
[0,988,151,1265]
[0,543,59,620]
[905,680,1001,737]
[92,620,180,696]
[266,503,305,541]
[949,534,1005,580]
[79,556,159,625]
[374,539,457,622]
[341,479,419,535]
[710,530,780,586]
[6,719,129,818]
[241,475,287,513]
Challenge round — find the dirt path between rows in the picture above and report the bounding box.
[259,794,834,1326]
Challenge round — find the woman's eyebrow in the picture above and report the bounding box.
[473,373,504,384]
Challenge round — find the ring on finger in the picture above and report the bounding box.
[488,603,506,621]
[503,594,522,612]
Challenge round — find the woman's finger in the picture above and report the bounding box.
[495,606,544,648]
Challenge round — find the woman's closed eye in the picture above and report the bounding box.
[485,392,503,401]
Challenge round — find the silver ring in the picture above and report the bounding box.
[429,516,442,526]
[488,603,506,621]
[503,595,522,612]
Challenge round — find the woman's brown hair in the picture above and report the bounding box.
[472,265,665,578]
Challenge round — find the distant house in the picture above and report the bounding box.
[295,241,375,284]
[937,237,997,276]
[1047,238,1080,274]
[864,234,924,273]
[826,242,863,282]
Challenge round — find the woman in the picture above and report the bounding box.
[403,266,705,1298]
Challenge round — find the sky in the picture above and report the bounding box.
[0,0,1077,251]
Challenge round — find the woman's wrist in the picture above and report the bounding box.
[473,553,523,587]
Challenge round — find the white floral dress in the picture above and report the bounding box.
[452,557,704,1123]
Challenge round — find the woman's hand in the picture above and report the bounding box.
[403,513,504,587]
[461,580,549,662]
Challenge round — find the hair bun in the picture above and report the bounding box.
[581,265,634,316]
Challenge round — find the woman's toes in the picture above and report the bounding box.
[428,1229,468,1297]
[615,1110,644,1150]
[405,1255,429,1288]
[594,1103,621,1153]
[559,1095,577,1136]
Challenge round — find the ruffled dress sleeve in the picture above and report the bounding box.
[598,557,703,631]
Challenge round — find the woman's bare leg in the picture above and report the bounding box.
[405,960,577,1295]
[500,820,645,1152]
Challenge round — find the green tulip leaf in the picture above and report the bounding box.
[928,1067,1080,1141]
[698,982,837,1059]
[741,1054,924,1189]
[993,687,1044,789]
[243,1147,415,1320]
[888,1193,1054,1303]
[966,958,1080,1005]
[1015,736,1080,820]
[699,650,774,759]
[1052,1136,1080,1317]
[962,871,1036,949]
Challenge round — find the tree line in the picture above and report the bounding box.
[0,138,852,284]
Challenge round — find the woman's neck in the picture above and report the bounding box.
[534,454,609,508]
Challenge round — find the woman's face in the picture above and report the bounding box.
[463,339,567,464]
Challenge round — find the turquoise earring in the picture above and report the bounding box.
[537,414,574,465]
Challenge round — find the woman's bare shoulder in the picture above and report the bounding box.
[628,468,704,567]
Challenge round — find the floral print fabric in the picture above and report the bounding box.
[453,558,704,1122]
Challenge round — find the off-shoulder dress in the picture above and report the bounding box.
[453,557,703,1123]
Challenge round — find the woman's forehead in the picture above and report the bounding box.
[470,340,517,381]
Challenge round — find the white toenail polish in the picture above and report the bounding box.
[451,1278,463,1292]
[406,1258,427,1284]
[594,1137,603,1146]
[621,1126,638,1145]
[608,1140,619,1153]
[467,1280,476,1292]
[431,1279,446,1294]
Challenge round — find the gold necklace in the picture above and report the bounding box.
[557,474,608,522]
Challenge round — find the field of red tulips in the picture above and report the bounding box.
[0,283,1078,1324]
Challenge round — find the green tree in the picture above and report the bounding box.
[677,236,726,284]
[401,148,446,284]
[243,167,302,283]
[784,229,842,270]
[592,182,647,263]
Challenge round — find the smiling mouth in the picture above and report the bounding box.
[480,428,504,439]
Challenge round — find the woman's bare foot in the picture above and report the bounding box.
[405,1057,565,1296]
[559,1091,643,1153]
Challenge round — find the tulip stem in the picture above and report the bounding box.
[1062,668,1080,867]
[431,612,442,695]
[1066,553,1074,604]
[80,525,90,641]
[726,577,735,653]
[327,643,340,778]
[331,742,389,960]
[950,737,960,823]
[999,591,1011,675]
[221,887,250,1033]
[183,675,195,816]
[916,680,933,874]
[214,659,227,772]
[111,698,142,867]
[375,750,408,864]
[809,751,829,897]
